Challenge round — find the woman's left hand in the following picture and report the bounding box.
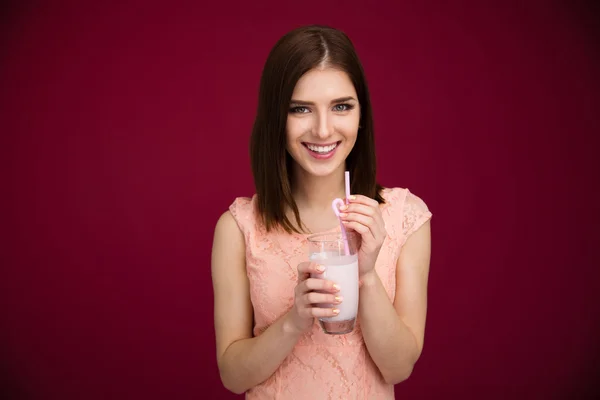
[338,195,387,277]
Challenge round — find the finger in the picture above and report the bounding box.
[340,211,374,228]
[308,307,341,319]
[348,194,380,208]
[340,213,378,241]
[297,262,324,282]
[303,292,342,306]
[342,220,375,241]
[297,261,311,274]
[301,278,340,293]
[340,203,386,236]
[298,261,325,275]
[340,203,376,217]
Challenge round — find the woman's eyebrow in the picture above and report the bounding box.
[290,96,358,105]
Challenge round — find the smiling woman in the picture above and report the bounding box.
[211,25,432,399]
[287,69,360,172]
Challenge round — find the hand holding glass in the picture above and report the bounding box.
[307,232,359,335]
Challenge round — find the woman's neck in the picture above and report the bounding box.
[291,166,346,213]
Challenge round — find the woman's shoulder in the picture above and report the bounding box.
[380,187,430,210]
[229,194,256,214]
[380,187,432,240]
[380,187,407,205]
[225,194,259,234]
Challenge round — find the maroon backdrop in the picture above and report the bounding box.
[2,1,599,399]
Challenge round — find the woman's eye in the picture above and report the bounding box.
[333,103,353,112]
[290,106,310,113]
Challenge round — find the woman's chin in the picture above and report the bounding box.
[299,161,345,178]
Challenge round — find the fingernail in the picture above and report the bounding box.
[316,265,325,272]
[349,195,356,200]
[333,284,341,291]
[332,309,340,315]
[340,204,348,210]
[334,296,343,303]
[339,212,347,217]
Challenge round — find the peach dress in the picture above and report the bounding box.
[229,187,432,399]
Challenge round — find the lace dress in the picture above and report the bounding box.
[229,188,432,399]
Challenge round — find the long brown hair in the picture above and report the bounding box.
[250,25,384,233]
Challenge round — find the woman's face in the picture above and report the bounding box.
[286,67,360,178]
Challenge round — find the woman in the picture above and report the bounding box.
[211,25,432,399]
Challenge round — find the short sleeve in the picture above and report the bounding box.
[228,196,255,238]
[402,190,432,239]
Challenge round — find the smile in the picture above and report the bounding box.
[303,142,339,154]
[302,141,341,160]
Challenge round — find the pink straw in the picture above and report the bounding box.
[331,171,351,255]
[344,171,351,204]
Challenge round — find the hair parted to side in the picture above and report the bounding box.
[250,24,384,234]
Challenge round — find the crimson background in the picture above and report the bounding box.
[1,1,599,399]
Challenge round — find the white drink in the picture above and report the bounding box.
[310,252,359,323]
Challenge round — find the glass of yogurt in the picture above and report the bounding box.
[307,231,359,335]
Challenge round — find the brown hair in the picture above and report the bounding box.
[250,25,384,233]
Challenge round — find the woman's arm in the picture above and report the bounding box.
[212,211,339,394]
[358,220,431,384]
[211,211,303,394]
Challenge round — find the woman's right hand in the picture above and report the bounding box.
[286,261,342,334]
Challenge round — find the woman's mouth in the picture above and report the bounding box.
[302,141,340,159]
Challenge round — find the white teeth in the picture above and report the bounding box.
[306,143,337,153]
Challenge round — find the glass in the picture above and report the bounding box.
[307,231,359,335]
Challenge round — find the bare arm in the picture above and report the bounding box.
[211,211,339,394]
[211,211,301,394]
[358,220,431,384]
